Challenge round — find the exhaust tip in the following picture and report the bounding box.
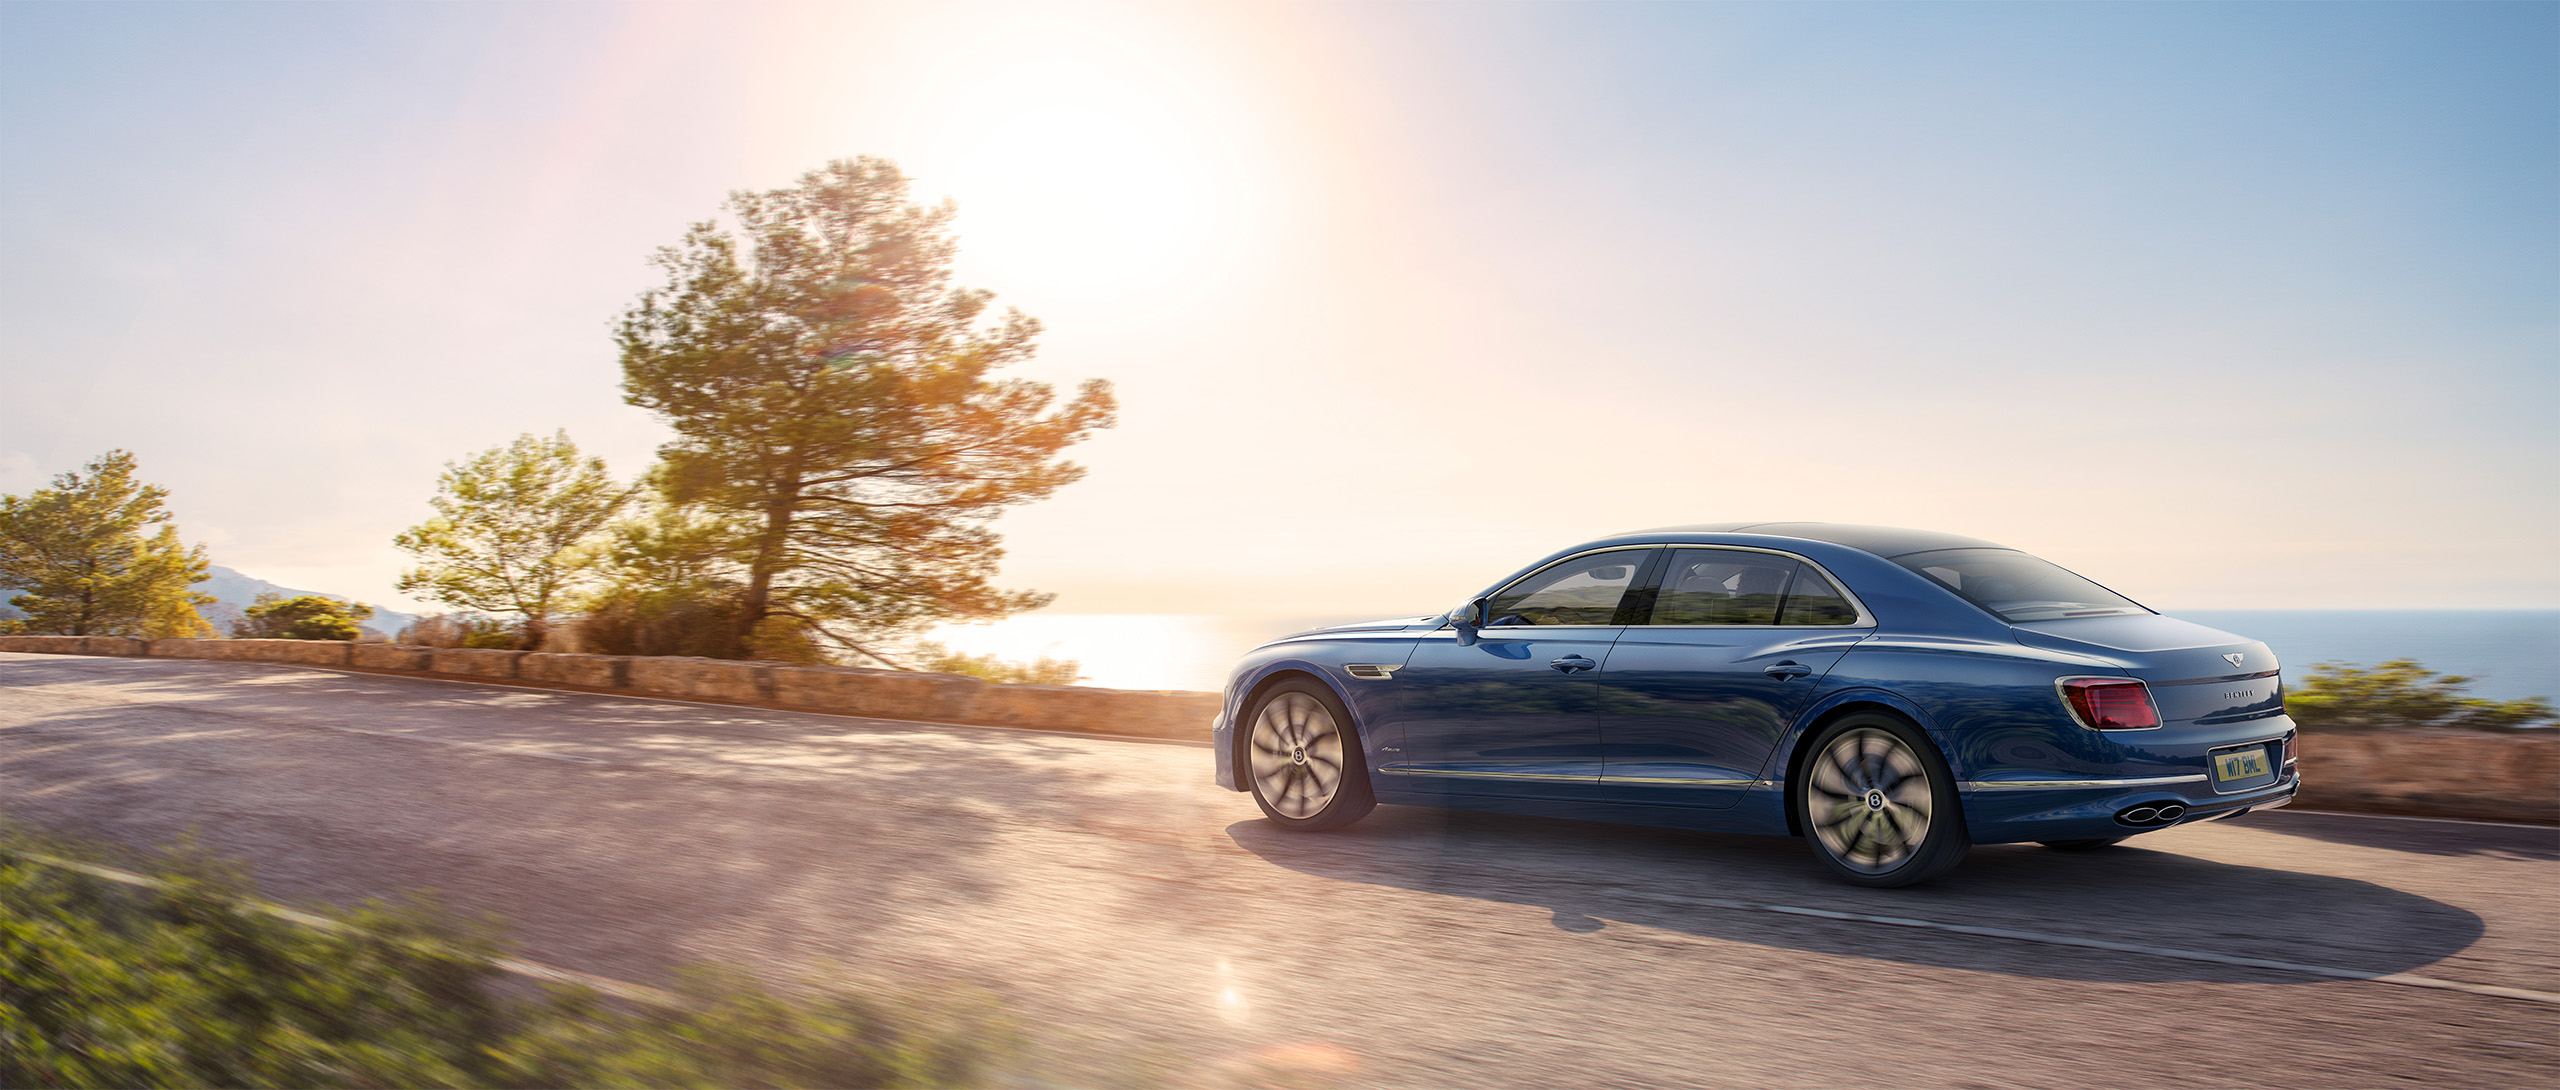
[2115,801,2189,827]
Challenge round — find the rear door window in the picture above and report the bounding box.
[1644,549,1864,626]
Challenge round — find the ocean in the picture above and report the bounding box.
[929,609,2560,702]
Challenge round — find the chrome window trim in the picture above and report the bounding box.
[1963,774,2209,791]
[1460,542,1882,631]
[2052,674,2163,731]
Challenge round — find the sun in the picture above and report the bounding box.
[891,3,1266,304]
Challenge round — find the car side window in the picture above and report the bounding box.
[1484,552,1644,626]
[1648,549,1794,625]
[1644,549,1863,626]
[1776,565,1859,625]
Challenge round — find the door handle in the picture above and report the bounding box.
[1763,661,1813,680]
[1549,655,1597,673]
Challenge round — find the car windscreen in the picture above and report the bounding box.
[1893,548,2150,622]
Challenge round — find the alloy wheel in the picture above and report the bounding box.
[1249,691,1346,819]
[1806,726,1935,874]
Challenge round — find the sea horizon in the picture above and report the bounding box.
[931,608,2560,701]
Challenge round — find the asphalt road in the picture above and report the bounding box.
[4,651,2555,1088]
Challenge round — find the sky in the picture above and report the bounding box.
[2,0,2553,620]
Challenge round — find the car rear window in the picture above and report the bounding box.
[1895,548,2150,622]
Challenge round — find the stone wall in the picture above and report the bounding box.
[2295,729,2559,825]
[5,634,2549,822]
[0,635,1221,744]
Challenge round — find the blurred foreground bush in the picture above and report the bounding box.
[2287,659,2555,732]
[0,836,1018,1089]
[911,641,1084,686]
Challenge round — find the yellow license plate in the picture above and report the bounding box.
[2213,746,2271,782]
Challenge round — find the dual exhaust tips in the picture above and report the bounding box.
[2116,801,2189,827]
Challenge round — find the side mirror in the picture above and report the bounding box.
[1448,598,1487,643]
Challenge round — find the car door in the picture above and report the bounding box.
[1388,547,1659,801]
[1597,548,1872,809]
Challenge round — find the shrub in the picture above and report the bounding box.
[2286,659,2556,732]
[0,834,1028,1089]
[397,612,522,650]
[911,641,1083,686]
[232,594,374,641]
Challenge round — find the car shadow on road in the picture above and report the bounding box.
[2239,810,2560,861]
[1227,804,2487,986]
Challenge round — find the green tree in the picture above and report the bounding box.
[616,157,1116,663]
[572,468,755,658]
[2287,659,2555,731]
[232,593,374,641]
[393,431,627,650]
[0,450,213,638]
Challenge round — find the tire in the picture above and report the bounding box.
[1796,713,1970,887]
[2038,837,2128,851]
[1243,678,1376,831]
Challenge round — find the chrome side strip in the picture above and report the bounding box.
[1964,774,2209,791]
[1602,776,1764,786]
[1377,767,1597,783]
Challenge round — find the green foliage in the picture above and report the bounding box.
[394,431,627,650]
[617,156,1115,663]
[233,594,374,641]
[0,835,1028,1089]
[2286,659,2556,732]
[502,970,1019,1089]
[572,475,754,658]
[0,450,214,638]
[1,846,513,1087]
[911,641,1083,686]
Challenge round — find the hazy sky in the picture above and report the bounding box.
[3,0,2552,617]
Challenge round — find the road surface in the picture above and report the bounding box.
[3,652,2554,1087]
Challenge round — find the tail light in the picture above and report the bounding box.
[2058,677,2161,730]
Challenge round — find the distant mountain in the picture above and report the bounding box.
[193,566,424,640]
[0,566,422,638]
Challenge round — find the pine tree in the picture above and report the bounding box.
[617,157,1115,662]
[0,450,214,637]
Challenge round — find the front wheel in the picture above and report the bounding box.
[1797,713,1969,887]
[1244,679,1376,831]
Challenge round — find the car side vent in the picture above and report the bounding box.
[1345,664,1402,680]
[2114,801,2189,828]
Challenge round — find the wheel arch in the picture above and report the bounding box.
[1231,667,1365,791]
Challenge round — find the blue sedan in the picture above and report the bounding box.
[1210,523,2299,887]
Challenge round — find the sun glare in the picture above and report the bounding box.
[890,3,1268,303]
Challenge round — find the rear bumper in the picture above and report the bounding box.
[1962,767,2300,844]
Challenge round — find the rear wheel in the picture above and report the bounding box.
[1245,679,1375,831]
[2039,837,2128,851]
[1797,713,1970,887]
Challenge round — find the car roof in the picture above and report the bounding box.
[1627,522,2012,559]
